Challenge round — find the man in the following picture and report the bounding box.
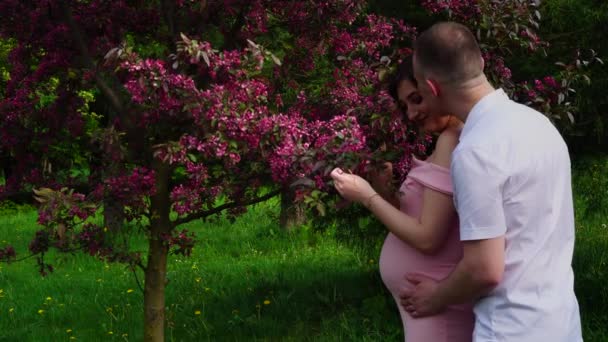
[399,22,582,341]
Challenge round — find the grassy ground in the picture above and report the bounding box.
[1,157,607,341]
[0,199,402,341]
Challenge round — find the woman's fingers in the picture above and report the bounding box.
[330,167,344,180]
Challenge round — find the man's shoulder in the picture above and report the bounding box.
[452,143,503,171]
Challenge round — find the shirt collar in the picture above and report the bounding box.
[460,88,509,141]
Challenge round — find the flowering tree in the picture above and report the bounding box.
[0,1,597,341]
[421,0,601,130]
[0,1,423,340]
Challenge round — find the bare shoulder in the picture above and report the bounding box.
[431,127,461,169]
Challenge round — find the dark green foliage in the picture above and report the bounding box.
[540,0,608,151]
[572,153,608,219]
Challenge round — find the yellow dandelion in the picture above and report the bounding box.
[108,331,113,335]
[263,300,271,305]
[126,289,134,293]
[66,329,73,333]
[38,309,45,314]
[46,296,52,301]
[9,308,14,313]
[194,310,201,315]
[103,227,108,232]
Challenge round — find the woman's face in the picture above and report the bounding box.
[396,79,450,133]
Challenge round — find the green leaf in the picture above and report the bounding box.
[316,203,326,216]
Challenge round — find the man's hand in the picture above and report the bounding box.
[399,273,445,318]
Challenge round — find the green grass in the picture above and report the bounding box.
[574,214,608,342]
[1,160,607,341]
[0,200,401,341]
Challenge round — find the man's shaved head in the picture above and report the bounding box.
[414,22,483,84]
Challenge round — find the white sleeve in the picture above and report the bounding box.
[452,147,508,241]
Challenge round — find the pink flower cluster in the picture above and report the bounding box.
[265,114,310,183]
[100,168,156,217]
[0,245,16,262]
[242,0,269,38]
[356,15,396,58]
[36,189,95,227]
[169,161,213,216]
[517,76,562,104]
[161,229,196,257]
[483,52,512,81]
[76,223,142,265]
[421,0,480,20]
[121,59,198,126]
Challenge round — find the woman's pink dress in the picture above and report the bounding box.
[379,157,474,341]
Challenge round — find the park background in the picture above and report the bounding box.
[0,0,607,341]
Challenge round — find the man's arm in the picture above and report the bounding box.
[436,236,504,303]
[401,146,508,316]
[401,236,504,317]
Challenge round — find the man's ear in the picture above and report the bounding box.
[426,79,440,97]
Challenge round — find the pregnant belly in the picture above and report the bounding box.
[379,233,459,295]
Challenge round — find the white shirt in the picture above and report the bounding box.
[452,89,582,342]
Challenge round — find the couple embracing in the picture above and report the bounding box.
[331,22,582,342]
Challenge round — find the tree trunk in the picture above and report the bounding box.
[101,155,126,247]
[144,161,171,342]
[104,197,125,235]
[279,187,305,230]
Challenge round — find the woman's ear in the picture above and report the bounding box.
[426,79,440,97]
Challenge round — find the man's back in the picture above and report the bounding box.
[452,89,582,341]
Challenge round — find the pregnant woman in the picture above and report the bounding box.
[330,57,474,341]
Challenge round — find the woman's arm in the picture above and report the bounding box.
[331,131,459,254]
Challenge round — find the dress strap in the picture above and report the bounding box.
[407,158,453,195]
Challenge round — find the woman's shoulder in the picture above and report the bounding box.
[430,127,461,169]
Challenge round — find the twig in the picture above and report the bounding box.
[6,246,84,263]
[130,263,145,293]
[172,188,281,227]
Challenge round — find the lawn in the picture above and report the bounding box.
[0,199,402,341]
[0,157,607,341]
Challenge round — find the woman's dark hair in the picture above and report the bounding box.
[388,55,417,102]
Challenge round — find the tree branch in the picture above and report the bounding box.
[224,6,249,49]
[130,263,145,293]
[57,0,127,115]
[159,0,177,51]
[172,188,281,227]
[3,246,85,264]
